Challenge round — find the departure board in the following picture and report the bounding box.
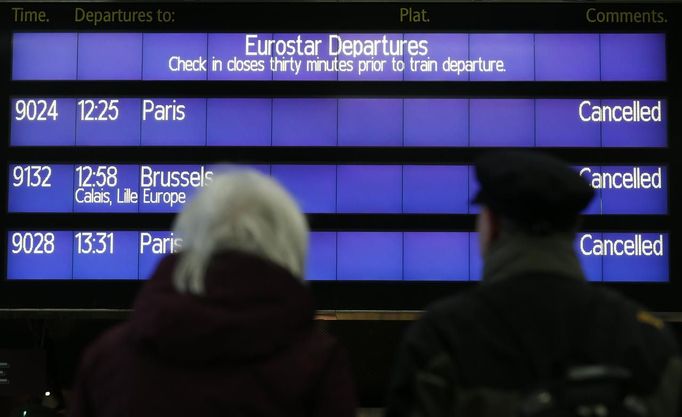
[1,2,678,309]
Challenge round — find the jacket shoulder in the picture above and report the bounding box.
[584,284,678,350]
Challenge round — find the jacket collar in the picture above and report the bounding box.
[129,251,315,364]
[482,231,585,284]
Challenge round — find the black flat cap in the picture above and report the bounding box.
[473,151,594,233]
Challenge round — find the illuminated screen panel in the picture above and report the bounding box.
[2,1,676,306]
[10,98,667,148]
[576,233,670,282]
[12,33,666,82]
[7,164,668,215]
[6,231,670,282]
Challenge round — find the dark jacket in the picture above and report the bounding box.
[71,252,356,417]
[386,233,681,417]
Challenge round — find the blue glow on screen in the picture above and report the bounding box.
[13,33,77,80]
[337,165,402,213]
[72,232,139,279]
[6,32,671,287]
[403,99,468,146]
[469,34,534,81]
[8,165,74,213]
[601,233,669,282]
[140,99,206,146]
[271,165,336,213]
[73,165,140,213]
[600,166,667,214]
[403,165,469,213]
[78,33,142,80]
[404,232,469,281]
[142,33,207,81]
[5,231,670,282]
[8,164,668,215]
[469,233,483,281]
[13,33,667,82]
[470,99,535,147]
[272,99,337,146]
[338,99,402,146]
[600,34,666,81]
[337,232,403,280]
[7,231,73,280]
[403,34,468,81]
[137,165,207,213]
[11,98,76,146]
[535,34,600,81]
[307,232,337,281]
[207,33,273,81]
[138,231,179,280]
[207,99,271,146]
[601,99,667,148]
[9,98,667,148]
[76,99,141,146]
[536,99,601,147]
[576,233,669,282]
[468,166,480,215]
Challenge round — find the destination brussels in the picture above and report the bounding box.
[75,166,213,208]
[244,34,429,58]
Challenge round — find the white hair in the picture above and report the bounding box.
[171,170,309,295]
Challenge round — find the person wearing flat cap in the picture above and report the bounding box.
[385,151,681,417]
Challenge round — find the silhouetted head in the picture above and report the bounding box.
[172,170,309,295]
[473,151,594,256]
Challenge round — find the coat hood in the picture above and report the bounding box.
[129,251,315,364]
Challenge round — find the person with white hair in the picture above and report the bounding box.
[70,170,357,417]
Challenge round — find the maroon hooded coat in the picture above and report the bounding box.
[70,252,356,417]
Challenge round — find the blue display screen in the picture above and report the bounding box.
[10,98,667,148]
[5,27,672,288]
[8,164,668,215]
[6,231,669,282]
[13,33,665,81]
